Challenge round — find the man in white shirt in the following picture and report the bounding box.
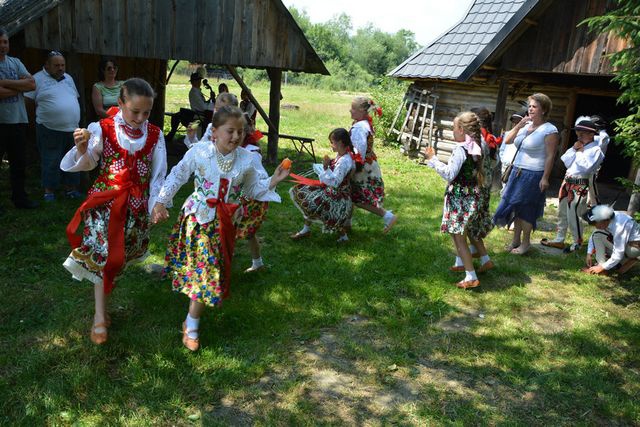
[541,118,606,252]
[583,205,640,275]
[25,51,82,201]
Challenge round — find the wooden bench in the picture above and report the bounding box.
[265,132,316,162]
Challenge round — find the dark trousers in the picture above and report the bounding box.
[0,123,28,202]
[35,124,80,191]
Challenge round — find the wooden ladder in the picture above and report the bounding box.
[388,85,438,148]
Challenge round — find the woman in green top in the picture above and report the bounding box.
[91,58,123,118]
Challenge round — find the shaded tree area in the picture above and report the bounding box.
[584,0,640,215]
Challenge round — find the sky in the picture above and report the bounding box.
[281,0,474,47]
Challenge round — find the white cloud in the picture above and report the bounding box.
[282,0,473,46]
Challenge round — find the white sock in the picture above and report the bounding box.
[480,255,490,265]
[469,245,477,255]
[186,314,199,339]
[464,270,478,281]
[337,234,349,242]
[300,224,310,234]
[454,256,463,267]
[252,257,263,268]
[383,210,394,222]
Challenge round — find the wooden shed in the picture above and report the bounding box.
[389,0,633,183]
[1,0,329,162]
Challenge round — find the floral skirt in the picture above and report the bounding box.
[164,212,225,307]
[351,161,385,208]
[467,186,494,240]
[289,183,353,233]
[235,198,269,240]
[441,183,481,235]
[63,206,150,286]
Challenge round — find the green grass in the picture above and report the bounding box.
[0,80,639,425]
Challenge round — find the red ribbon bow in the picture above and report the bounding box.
[66,168,143,294]
[481,127,503,150]
[289,173,325,187]
[205,178,239,300]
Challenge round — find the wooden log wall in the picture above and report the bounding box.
[22,0,327,74]
[500,0,628,75]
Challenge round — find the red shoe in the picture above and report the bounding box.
[449,265,465,272]
[456,279,480,289]
[182,322,200,351]
[478,260,495,273]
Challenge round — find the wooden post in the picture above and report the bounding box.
[226,65,276,130]
[266,67,282,164]
[562,91,577,152]
[492,79,509,134]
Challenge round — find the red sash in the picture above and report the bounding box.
[289,173,325,187]
[66,168,143,294]
[206,178,239,300]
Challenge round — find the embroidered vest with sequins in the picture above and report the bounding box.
[88,118,160,213]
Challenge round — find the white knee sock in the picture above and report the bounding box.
[480,255,490,265]
[454,256,463,267]
[464,270,478,281]
[186,314,200,339]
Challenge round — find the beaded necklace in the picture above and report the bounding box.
[120,123,144,139]
[215,144,236,173]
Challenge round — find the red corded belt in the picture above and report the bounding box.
[205,178,239,300]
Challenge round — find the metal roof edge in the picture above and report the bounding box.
[387,0,476,78]
[456,0,543,81]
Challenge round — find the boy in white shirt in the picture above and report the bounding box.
[583,205,640,275]
[541,118,606,252]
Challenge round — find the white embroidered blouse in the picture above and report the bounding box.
[427,145,468,183]
[312,153,355,187]
[60,111,167,214]
[350,120,371,157]
[156,141,281,225]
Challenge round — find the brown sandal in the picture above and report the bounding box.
[540,238,566,249]
[456,279,480,289]
[182,322,200,352]
[90,323,108,345]
[290,231,311,240]
[449,265,465,272]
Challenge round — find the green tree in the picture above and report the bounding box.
[583,1,640,214]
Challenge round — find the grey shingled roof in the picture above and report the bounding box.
[389,0,539,81]
[0,0,64,36]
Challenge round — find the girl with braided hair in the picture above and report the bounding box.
[425,111,493,289]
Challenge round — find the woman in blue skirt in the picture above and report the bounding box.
[493,93,559,255]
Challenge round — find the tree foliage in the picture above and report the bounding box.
[583,0,640,214]
[279,7,419,91]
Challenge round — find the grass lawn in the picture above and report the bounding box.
[1,80,639,425]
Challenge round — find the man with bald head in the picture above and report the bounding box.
[0,27,38,212]
[25,50,82,201]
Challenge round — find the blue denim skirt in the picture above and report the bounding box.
[493,167,545,229]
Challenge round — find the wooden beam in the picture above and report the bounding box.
[561,90,577,153]
[166,60,180,85]
[226,65,276,130]
[492,79,509,134]
[266,67,282,164]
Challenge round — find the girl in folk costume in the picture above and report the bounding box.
[424,112,493,289]
[289,128,357,242]
[151,106,289,351]
[349,97,397,233]
[184,92,239,150]
[235,122,270,272]
[62,78,167,344]
[540,117,606,253]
